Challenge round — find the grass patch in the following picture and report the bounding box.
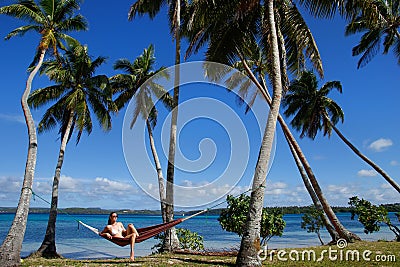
[21,241,400,266]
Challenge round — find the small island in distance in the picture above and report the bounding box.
[1,203,399,216]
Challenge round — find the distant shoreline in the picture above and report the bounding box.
[1,203,399,215]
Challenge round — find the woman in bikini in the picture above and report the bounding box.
[100,212,139,261]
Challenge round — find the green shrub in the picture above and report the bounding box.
[152,228,204,252]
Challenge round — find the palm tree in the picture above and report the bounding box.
[128,0,185,251]
[28,43,114,258]
[283,70,400,193]
[110,44,172,223]
[224,49,340,242]
[182,0,286,264]
[0,1,87,265]
[218,48,356,244]
[298,0,400,67]
[237,59,357,243]
[344,0,400,68]
[183,1,362,263]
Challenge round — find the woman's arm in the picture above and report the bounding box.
[99,226,112,239]
[119,222,126,232]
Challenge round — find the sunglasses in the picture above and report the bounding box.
[111,215,118,218]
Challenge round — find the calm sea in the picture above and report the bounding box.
[0,212,397,259]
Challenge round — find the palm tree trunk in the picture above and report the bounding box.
[146,119,167,223]
[0,49,45,266]
[163,0,181,251]
[317,231,324,245]
[35,111,74,258]
[276,20,289,91]
[236,1,283,265]
[284,119,361,241]
[240,51,360,242]
[386,222,400,241]
[275,24,337,242]
[284,132,339,242]
[328,118,400,193]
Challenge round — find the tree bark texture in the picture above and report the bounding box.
[240,49,360,243]
[163,0,181,251]
[146,119,167,223]
[36,111,74,258]
[236,1,283,265]
[0,49,45,267]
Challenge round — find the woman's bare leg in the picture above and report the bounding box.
[124,223,139,238]
[125,224,138,261]
[129,233,136,261]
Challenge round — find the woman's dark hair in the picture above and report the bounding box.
[108,211,117,225]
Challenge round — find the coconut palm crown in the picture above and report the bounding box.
[283,70,344,139]
[0,0,88,66]
[283,70,400,193]
[29,43,115,142]
[0,1,87,265]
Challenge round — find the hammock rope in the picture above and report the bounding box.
[24,184,265,246]
[78,209,210,246]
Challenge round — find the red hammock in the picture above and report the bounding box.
[102,218,183,246]
[78,209,207,247]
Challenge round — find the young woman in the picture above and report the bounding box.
[100,212,139,261]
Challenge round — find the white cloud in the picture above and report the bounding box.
[357,169,378,177]
[0,175,146,209]
[1,174,399,209]
[265,181,288,196]
[0,113,25,124]
[368,138,393,152]
[60,175,82,192]
[0,176,21,193]
[326,184,355,196]
[390,160,399,166]
[268,181,287,189]
[313,155,326,161]
[93,177,135,194]
[380,183,391,189]
[358,184,399,204]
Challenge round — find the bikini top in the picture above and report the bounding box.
[110,224,123,236]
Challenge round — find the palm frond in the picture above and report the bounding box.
[281,2,324,78]
[352,29,381,68]
[56,15,88,33]
[284,70,344,140]
[128,0,165,20]
[114,59,135,74]
[53,0,82,21]
[28,85,66,108]
[297,0,342,18]
[4,25,39,40]
[0,1,43,24]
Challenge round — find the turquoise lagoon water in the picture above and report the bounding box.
[0,212,397,259]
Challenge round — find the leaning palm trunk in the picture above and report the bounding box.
[163,0,181,251]
[236,2,283,265]
[275,22,337,241]
[290,132,361,241]
[259,76,338,242]
[146,119,167,223]
[284,133,339,242]
[241,55,360,242]
[0,49,45,266]
[326,116,400,194]
[35,111,74,258]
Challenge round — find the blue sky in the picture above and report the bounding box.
[0,1,399,210]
